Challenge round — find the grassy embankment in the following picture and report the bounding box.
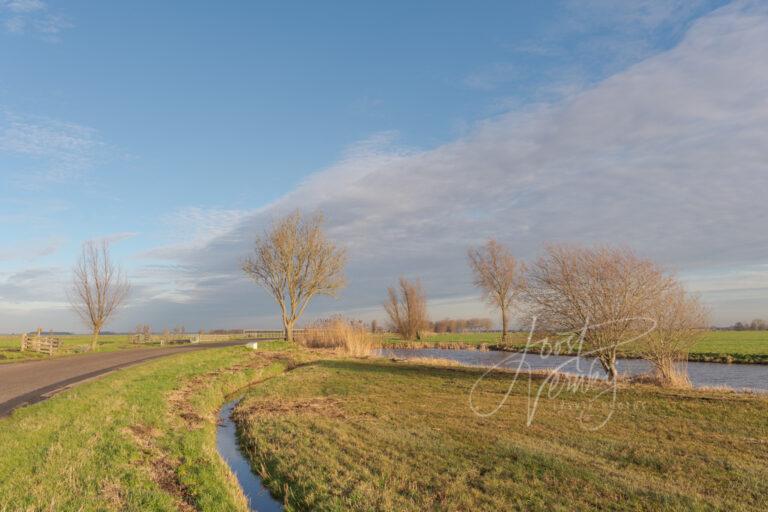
[0,342,297,511]
[236,357,768,511]
[379,330,768,364]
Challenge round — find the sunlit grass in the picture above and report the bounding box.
[0,334,144,363]
[0,343,293,511]
[236,357,768,511]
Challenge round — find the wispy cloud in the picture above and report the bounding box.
[0,266,66,302]
[464,63,520,91]
[0,0,71,40]
[0,237,62,262]
[468,0,726,101]
[0,111,105,189]
[140,207,256,260]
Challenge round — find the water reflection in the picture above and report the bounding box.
[379,348,768,392]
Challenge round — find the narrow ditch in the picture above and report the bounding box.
[216,398,284,512]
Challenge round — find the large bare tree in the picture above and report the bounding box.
[69,240,131,351]
[384,277,429,341]
[468,239,525,343]
[242,211,346,342]
[526,244,673,380]
[642,283,710,387]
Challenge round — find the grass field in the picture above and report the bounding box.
[0,334,144,363]
[236,358,768,511]
[0,343,294,511]
[380,330,768,363]
[0,343,765,510]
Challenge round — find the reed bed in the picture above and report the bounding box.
[296,317,374,357]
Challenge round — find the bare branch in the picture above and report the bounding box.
[242,210,347,341]
[468,239,525,342]
[384,277,429,341]
[68,240,131,350]
[526,244,673,380]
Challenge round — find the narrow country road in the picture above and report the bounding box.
[0,340,255,417]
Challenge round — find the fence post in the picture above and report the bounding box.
[20,333,27,352]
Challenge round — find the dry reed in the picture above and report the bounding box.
[296,317,373,357]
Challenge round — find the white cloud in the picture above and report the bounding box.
[145,0,768,327]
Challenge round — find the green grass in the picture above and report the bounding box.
[0,342,295,511]
[694,331,768,354]
[0,334,148,363]
[380,331,768,363]
[236,357,768,511]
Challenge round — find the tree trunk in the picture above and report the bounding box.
[501,308,508,344]
[91,327,100,351]
[600,351,618,381]
[284,320,294,342]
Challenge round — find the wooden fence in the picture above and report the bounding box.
[130,333,153,344]
[243,330,302,339]
[128,330,294,345]
[20,331,62,356]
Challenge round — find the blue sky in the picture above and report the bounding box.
[1,0,767,332]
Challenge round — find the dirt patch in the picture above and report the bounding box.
[123,423,197,512]
[99,479,125,509]
[123,423,162,452]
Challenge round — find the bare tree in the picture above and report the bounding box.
[69,240,131,351]
[384,277,429,340]
[642,284,710,387]
[526,244,673,380]
[468,239,525,343]
[242,211,347,342]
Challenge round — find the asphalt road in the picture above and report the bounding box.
[0,340,253,417]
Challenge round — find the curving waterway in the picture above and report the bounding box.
[378,348,768,392]
[216,399,284,512]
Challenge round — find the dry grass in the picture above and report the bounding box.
[236,358,768,511]
[393,356,462,367]
[296,317,374,357]
[630,362,692,389]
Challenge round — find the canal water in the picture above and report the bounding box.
[216,399,284,512]
[378,348,768,392]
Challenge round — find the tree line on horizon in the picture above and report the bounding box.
[729,319,768,331]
